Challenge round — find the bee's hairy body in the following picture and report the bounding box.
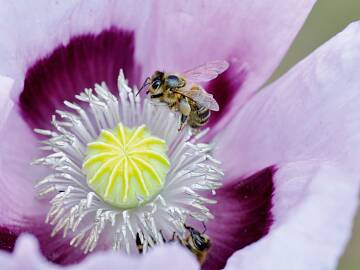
[161,89,182,110]
[147,71,211,129]
[178,225,211,265]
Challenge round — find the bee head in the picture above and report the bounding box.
[148,71,164,92]
[189,229,210,251]
[184,224,210,251]
[150,76,162,91]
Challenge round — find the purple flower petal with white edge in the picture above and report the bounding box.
[213,22,360,269]
[203,167,275,270]
[0,0,315,131]
[0,1,359,270]
[225,164,359,270]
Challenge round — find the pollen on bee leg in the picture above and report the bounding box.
[33,69,223,255]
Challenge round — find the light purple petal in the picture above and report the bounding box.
[215,21,360,180]
[225,164,359,270]
[0,234,56,270]
[0,77,69,263]
[0,75,14,124]
[0,0,149,99]
[0,234,199,270]
[213,22,360,269]
[0,75,47,226]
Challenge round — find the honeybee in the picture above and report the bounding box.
[136,226,210,265]
[138,60,229,130]
[178,224,211,265]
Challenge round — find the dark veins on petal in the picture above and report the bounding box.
[203,166,275,270]
[205,60,247,128]
[19,27,140,130]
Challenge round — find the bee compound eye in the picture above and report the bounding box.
[152,79,161,89]
[167,75,181,88]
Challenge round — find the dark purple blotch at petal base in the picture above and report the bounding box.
[32,223,87,265]
[19,27,140,129]
[0,221,89,264]
[205,60,247,128]
[0,227,18,252]
[203,166,275,270]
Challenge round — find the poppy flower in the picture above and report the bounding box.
[1,1,359,270]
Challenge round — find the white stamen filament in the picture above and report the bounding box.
[33,70,223,254]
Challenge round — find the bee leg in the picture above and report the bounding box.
[201,222,207,233]
[178,114,188,131]
[171,232,176,241]
[159,230,166,243]
[179,98,191,116]
[136,232,144,254]
[178,98,191,131]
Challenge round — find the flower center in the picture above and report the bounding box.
[83,123,170,209]
[34,70,223,255]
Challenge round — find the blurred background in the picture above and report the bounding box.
[271,1,360,269]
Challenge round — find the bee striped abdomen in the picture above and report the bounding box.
[198,106,211,121]
[188,104,211,128]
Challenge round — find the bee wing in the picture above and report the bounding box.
[181,60,229,83]
[175,84,219,111]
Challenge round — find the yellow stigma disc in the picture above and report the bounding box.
[83,123,170,209]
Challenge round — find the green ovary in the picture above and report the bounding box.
[83,123,170,209]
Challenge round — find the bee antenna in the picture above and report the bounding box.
[201,222,207,234]
[136,77,150,96]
